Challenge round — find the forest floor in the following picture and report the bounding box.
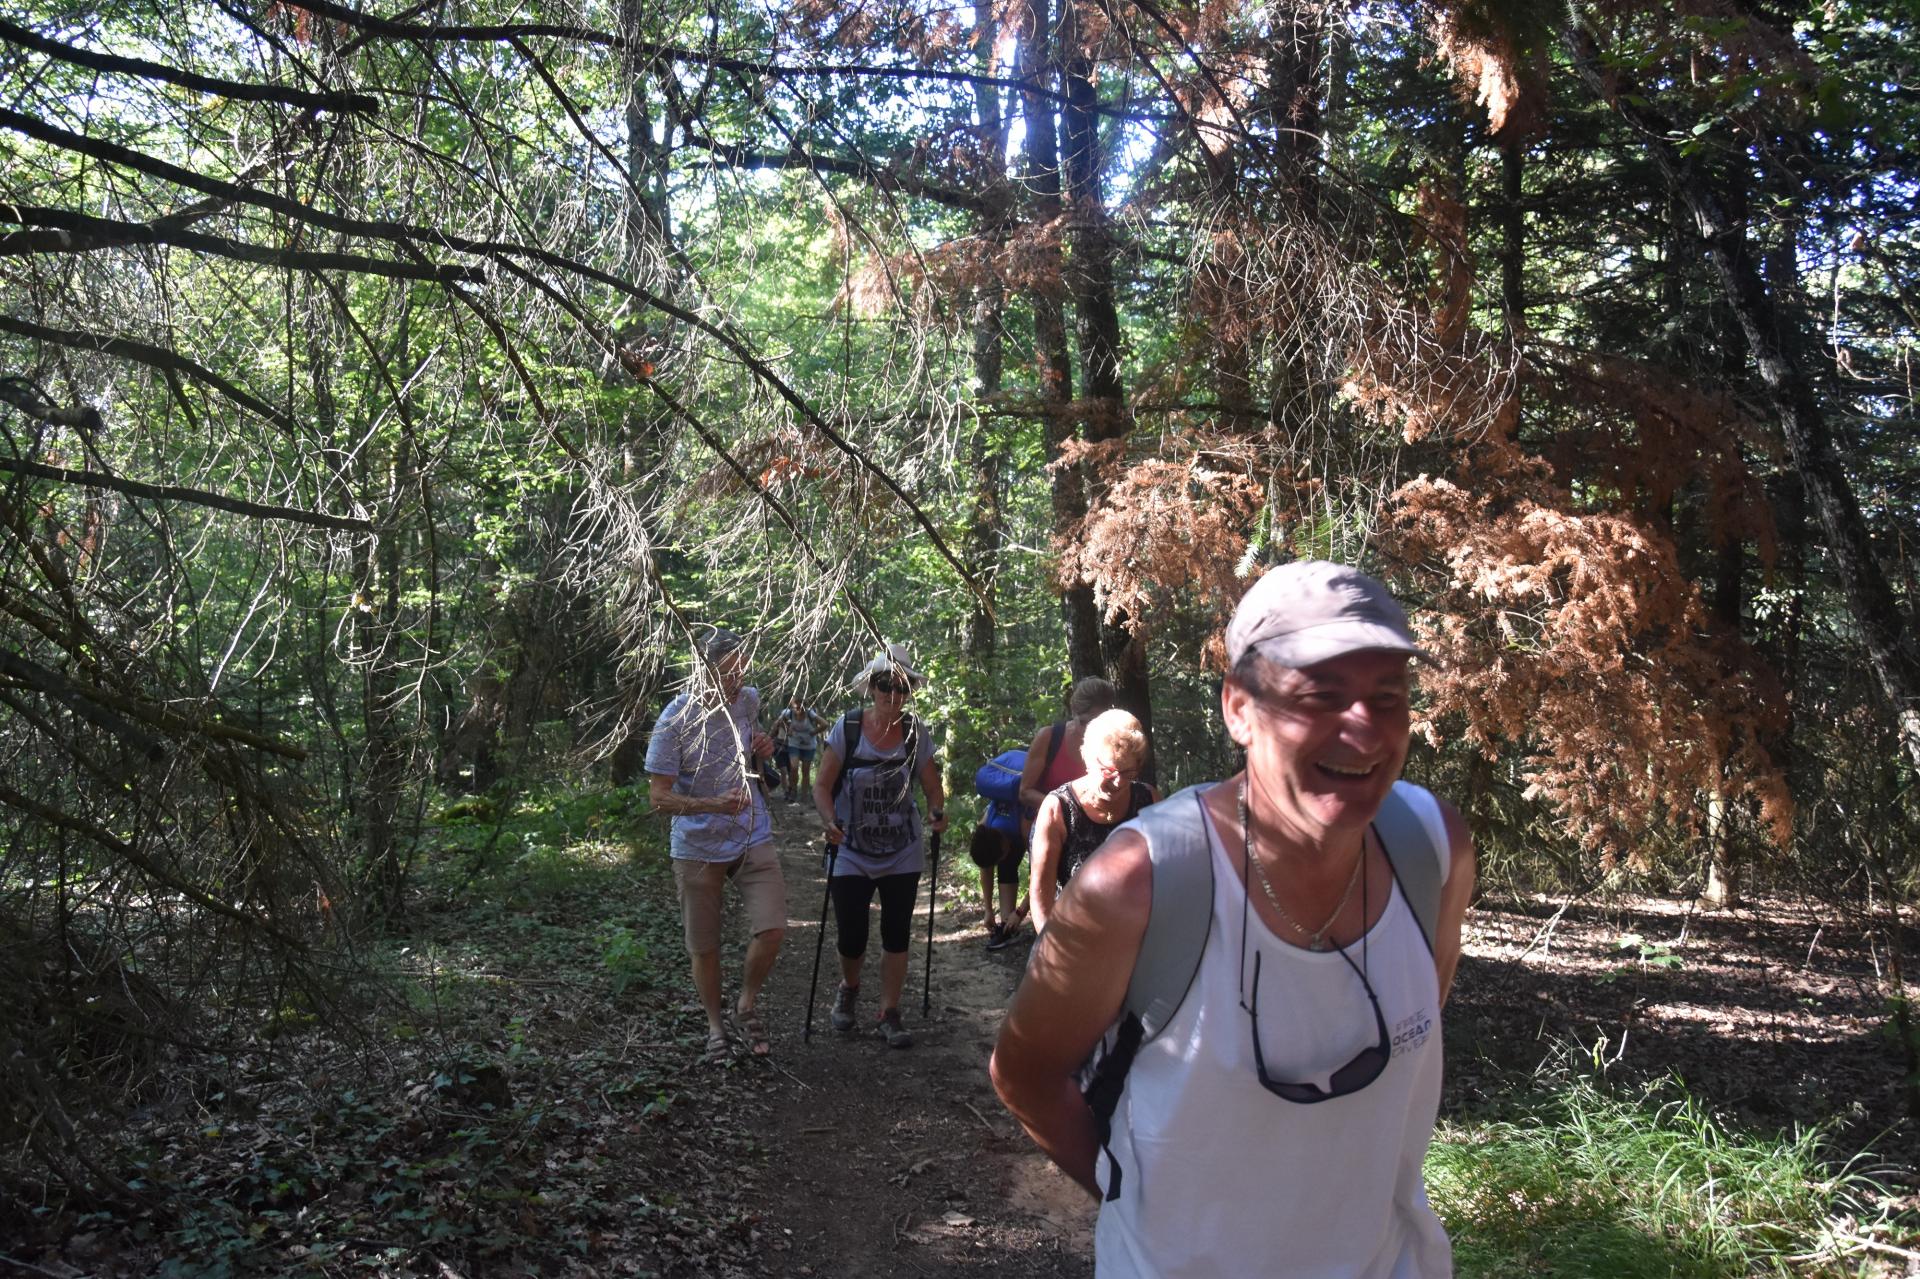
[8,786,1917,1277]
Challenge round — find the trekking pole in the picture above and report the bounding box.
[803,840,837,1044]
[921,829,941,1017]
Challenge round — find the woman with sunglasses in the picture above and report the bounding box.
[1027,709,1158,934]
[812,643,947,1049]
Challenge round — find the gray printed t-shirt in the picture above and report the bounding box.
[825,712,938,879]
[645,687,771,862]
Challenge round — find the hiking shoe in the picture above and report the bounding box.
[829,983,858,1033]
[986,924,1016,952]
[878,1007,913,1049]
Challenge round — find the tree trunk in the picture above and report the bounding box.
[359,451,409,912]
[1060,1,1149,719]
[1015,0,1100,678]
[964,4,1009,668]
[603,0,677,782]
[1498,136,1525,340]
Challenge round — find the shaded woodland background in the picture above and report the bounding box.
[1,0,1917,1259]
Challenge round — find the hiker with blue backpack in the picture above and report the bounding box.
[991,562,1475,1277]
[962,676,1119,951]
[812,643,947,1049]
[970,746,1033,950]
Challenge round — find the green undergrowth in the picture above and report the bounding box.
[75,785,737,1277]
[389,782,687,1007]
[1432,1055,1909,1278]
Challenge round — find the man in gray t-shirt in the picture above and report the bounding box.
[646,629,787,1060]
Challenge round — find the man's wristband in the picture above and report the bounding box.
[930,809,944,821]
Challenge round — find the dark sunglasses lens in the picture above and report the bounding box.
[1327,1044,1390,1094]
[1268,1079,1326,1103]
[873,677,904,694]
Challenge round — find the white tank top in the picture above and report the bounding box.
[1093,781,1453,1278]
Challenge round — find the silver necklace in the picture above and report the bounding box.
[1238,781,1364,951]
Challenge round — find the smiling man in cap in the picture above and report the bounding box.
[991,560,1475,1277]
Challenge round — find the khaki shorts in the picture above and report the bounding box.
[672,842,787,955]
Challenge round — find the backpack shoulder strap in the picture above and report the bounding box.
[899,714,921,775]
[1373,782,1443,955]
[1082,783,1216,1204]
[1121,784,1216,1042]
[831,710,864,800]
[1040,718,1066,772]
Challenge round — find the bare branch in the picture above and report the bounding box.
[678,131,996,214]
[0,202,486,283]
[0,780,301,945]
[0,453,376,533]
[0,15,379,114]
[0,315,303,440]
[276,0,1165,121]
[0,645,164,760]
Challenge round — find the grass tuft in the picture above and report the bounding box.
[1430,1053,1908,1277]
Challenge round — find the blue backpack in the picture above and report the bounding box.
[974,749,1026,839]
[972,719,1071,838]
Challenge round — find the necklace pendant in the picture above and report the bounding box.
[1309,936,1329,952]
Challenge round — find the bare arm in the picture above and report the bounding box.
[812,746,845,844]
[992,830,1150,1199]
[1026,794,1068,933]
[1434,798,1476,1005]
[1017,725,1054,819]
[648,772,747,817]
[919,754,948,833]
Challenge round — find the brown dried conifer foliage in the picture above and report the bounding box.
[1346,215,1793,864]
[1386,461,1791,866]
[1049,432,1266,638]
[1424,0,1551,139]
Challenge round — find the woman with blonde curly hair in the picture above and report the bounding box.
[1028,708,1158,933]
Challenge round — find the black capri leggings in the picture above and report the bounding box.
[831,871,921,957]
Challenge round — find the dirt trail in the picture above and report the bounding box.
[740,800,1095,1276]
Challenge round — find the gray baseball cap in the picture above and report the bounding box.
[1225,560,1432,670]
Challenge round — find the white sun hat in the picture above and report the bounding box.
[851,641,928,696]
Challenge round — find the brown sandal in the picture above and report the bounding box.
[736,1008,771,1057]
